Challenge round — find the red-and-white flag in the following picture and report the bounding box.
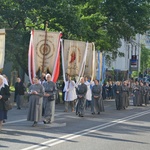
[51,33,62,82]
[28,30,36,84]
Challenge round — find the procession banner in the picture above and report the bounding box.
[100,52,103,80]
[102,54,106,83]
[84,43,97,80]
[0,29,5,70]
[28,30,62,83]
[28,30,35,84]
[63,39,87,76]
[51,33,62,82]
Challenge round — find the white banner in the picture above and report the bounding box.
[0,29,5,70]
[84,43,97,80]
[33,30,61,74]
[63,39,87,76]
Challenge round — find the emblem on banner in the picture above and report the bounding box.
[36,39,55,71]
[66,45,81,75]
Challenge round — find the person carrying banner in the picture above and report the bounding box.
[63,74,77,112]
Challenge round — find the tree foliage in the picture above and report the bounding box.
[0,0,149,76]
[140,44,150,73]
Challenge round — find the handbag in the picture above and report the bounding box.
[4,99,13,111]
[48,94,55,101]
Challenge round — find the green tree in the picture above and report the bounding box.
[101,0,150,40]
[140,45,150,74]
[0,0,82,75]
[0,0,149,77]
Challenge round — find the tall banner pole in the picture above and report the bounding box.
[76,42,88,84]
[91,43,95,81]
[61,39,66,83]
[42,21,48,73]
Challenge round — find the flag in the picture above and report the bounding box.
[28,30,36,84]
[51,33,62,82]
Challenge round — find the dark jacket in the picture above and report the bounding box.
[0,84,11,110]
[15,81,26,95]
[76,83,87,99]
[92,85,102,97]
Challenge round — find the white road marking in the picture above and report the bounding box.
[21,110,150,150]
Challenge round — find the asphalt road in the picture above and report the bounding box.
[0,99,150,150]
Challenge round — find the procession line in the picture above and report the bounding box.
[21,109,150,150]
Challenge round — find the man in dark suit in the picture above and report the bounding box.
[76,77,87,117]
[15,77,26,109]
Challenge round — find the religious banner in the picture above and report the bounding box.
[102,54,106,83]
[0,29,5,70]
[28,30,35,84]
[96,51,103,81]
[28,30,62,83]
[99,52,103,80]
[84,43,97,80]
[94,49,99,80]
[63,39,87,76]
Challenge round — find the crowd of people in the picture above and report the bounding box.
[26,74,105,127]
[102,80,150,110]
[0,73,150,130]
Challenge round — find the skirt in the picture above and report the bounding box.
[0,110,7,121]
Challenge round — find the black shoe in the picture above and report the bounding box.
[97,112,100,115]
[43,120,47,124]
[32,121,37,127]
[3,120,5,123]
[79,114,84,117]
[43,120,51,124]
[17,107,21,110]
[91,112,95,115]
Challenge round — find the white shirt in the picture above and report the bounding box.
[63,80,77,101]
